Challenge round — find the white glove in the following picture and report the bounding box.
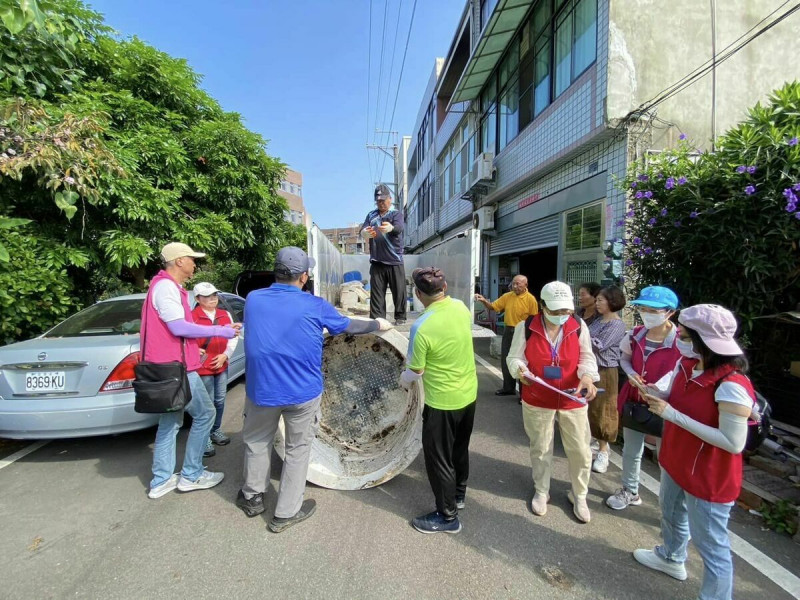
[378,221,394,234]
[400,368,423,389]
[376,318,393,331]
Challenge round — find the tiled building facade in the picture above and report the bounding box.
[402,0,795,301]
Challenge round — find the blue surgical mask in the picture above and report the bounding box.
[544,313,569,326]
[676,339,700,359]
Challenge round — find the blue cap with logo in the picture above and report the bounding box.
[629,286,679,310]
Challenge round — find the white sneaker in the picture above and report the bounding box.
[633,548,687,581]
[590,437,600,454]
[606,487,643,510]
[567,490,591,523]
[177,470,224,492]
[148,473,179,499]
[592,451,609,473]
[530,492,549,516]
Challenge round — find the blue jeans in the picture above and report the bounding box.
[150,371,215,488]
[657,468,734,600]
[622,427,646,494]
[201,370,229,432]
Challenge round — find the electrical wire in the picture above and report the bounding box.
[366,0,375,188]
[636,0,797,117]
[373,0,390,147]
[379,0,418,182]
[376,0,404,181]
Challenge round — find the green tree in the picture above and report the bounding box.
[0,0,301,343]
[620,81,800,383]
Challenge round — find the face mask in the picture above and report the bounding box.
[676,339,700,359]
[544,313,569,326]
[640,312,668,329]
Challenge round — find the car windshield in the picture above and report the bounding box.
[44,299,144,337]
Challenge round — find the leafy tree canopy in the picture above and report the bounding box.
[0,0,304,343]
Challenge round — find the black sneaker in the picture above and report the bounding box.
[394,319,406,326]
[412,510,462,534]
[455,495,466,510]
[268,499,317,533]
[236,490,265,517]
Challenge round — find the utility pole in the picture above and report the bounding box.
[367,129,399,194]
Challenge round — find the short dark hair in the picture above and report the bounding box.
[685,327,749,374]
[598,285,626,312]
[275,270,303,284]
[579,282,602,297]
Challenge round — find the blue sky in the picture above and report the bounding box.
[87,0,467,229]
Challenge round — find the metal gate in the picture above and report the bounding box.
[489,214,559,256]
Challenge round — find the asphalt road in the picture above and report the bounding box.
[1,339,798,599]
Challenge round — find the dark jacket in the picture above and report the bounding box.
[361,208,404,266]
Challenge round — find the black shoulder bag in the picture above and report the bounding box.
[133,293,193,413]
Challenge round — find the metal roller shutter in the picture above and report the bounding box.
[489,214,559,256]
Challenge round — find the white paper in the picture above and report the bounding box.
[522,369,587,404]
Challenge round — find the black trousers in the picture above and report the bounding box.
[499,326,518,393]
[422,401,476,520]
[369,261,406,320]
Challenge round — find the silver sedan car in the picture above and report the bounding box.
[0,292,245,439]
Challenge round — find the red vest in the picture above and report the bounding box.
[191,305,233,376]
[521,314,585,411]
[659,359,755,503]
[617,325,682,411]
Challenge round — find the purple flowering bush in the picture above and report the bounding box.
[619,83,800,350]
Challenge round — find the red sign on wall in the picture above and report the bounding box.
[518,193,541,209]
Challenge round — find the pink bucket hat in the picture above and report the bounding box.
[678,304,743,356]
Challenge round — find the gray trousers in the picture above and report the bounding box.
[241,395,321,518]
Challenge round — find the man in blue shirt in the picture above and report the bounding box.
[237,246,392,532]
[361,183,406,325]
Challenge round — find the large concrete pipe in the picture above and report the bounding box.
[275,328,423,490]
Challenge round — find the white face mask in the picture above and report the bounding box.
[676,339,701,359]
[640,311,668,330]
[544,313,569,326]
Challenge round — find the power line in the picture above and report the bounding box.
[373,0,390,145]
[366,0,375,188]
[377,0,404,180]
[636,0,797,116]
[380,0,418,182]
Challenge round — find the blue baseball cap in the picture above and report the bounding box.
[629,286,679,310]
[275,246,315,276]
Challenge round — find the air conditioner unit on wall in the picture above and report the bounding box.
[474,152,495,183]
[465,152,496,198]
[473,205,495,233]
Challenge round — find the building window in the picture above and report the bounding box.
[478,0,596,148]
[481,0,499,31]
[564,202,602,252]
[555,0,597,98]
[438,120,474,205]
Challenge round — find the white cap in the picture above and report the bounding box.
[161,242,205,262]
[540,281,574,311]
[193,282,219,297]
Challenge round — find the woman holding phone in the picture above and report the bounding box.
[634,304,755,600]
[606,286,680,510]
